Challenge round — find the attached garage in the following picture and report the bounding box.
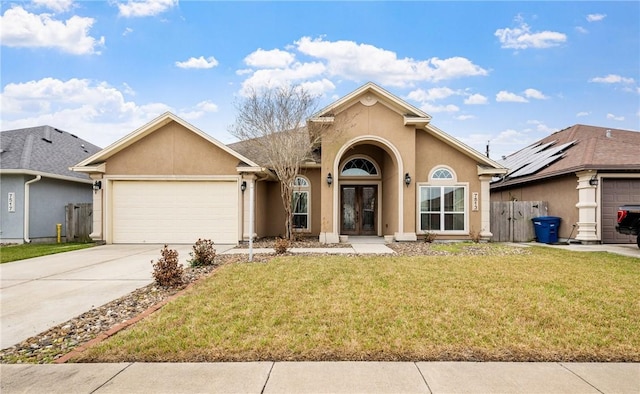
[601,178,640,244]
[111,180,239,244]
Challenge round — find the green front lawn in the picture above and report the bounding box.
[0,242,95,264]
[76,246,640,362]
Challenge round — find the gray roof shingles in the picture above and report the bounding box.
[1,126,102,181]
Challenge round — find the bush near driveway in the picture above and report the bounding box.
[76,246,640,363]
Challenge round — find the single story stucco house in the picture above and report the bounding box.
[72,82,507,245]
[491,125,640,244]
[1,126,101,243]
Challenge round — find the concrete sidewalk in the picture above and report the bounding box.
[2,361,638,393]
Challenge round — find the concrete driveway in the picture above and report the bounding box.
[0,244,234,349]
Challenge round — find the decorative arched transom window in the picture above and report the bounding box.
[432,168,453,180]
[292,176,310,231]
[341,157,378,176]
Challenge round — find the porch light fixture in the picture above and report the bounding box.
[589,176,598,187]
[241,181,247,192]
[327,173,333,186]
[92,180,102,191]
[404,173,411,187]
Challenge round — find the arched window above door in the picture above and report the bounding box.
[341,157,379,176]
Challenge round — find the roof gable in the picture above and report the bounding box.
[311,82,505,172]
[73,112,261,171]
[310,82,432,127]
[0,126,101,181]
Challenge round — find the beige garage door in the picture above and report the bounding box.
[112,180,238,244]
[601,178,640,243]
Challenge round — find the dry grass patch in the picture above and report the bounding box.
[75,247,639,362]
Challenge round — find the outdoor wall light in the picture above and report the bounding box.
[404,173,411,187]
[589,176,598,187]
[241,181,247,192]
[92,180,102,191]
[326,173,333,186]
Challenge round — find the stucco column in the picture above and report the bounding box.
[478,174,493,240]
[89,175,103,241]
[241,175,257,241]
[575,170,599,243]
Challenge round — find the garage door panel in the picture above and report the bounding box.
[112,181,238,244]
[602,178,640,244]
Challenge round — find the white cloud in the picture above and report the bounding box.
[495,18,566,49]
[464,93,488,105]
[240,62,327,95]
[456,114,475,120]
[586,14,606,22]
[32,0,74,13]
[237,37,488,99]
[123,27,133,36]
[0,77,177,147]
[526,120,555,133]
[117,0,177,18]
[294,36,487,86]
[245,49,295,68]
[575,26,588,34]
[407,87,457,102]
[496,91,528,103]
[589,74,635,84]
[576,111,590,117]
[299,79,336,97]
[195,100,218,113]
[607,113,624,121]
[0,6,104,55]
[420,103,459,114]
[524,88,548,99]
[175,56,219,69]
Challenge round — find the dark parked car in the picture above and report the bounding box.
[616,205,640,248]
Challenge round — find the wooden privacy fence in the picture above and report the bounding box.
[65,203,92,242]
[490,201,548,242]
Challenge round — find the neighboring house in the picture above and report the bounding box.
[0,126,101,243]
[72,82,507,245]
[491,125,640,244]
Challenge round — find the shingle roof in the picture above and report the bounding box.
[493,124,640,188]
[1,126,102,181]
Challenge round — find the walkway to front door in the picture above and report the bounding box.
[341,185,377,235]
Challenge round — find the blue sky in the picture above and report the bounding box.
[1,1,639,160]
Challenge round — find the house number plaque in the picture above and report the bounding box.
[8,192,15,212]
[472,192,479,212]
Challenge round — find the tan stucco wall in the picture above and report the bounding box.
[319,97,490,240]
[491,175,578,239]
[415,131,484,236]
[106,121,240,175]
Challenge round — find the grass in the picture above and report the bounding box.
[75,246,639,362]
[0,242,95,264]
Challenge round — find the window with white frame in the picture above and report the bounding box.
[419,167,467,232]
[292,176,310,231]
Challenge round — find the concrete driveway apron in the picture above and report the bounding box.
[0,244,204,349]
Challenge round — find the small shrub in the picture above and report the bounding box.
[189,238,216,267]
[469,228,482,243]
[151,245,183,287]
[274,237,290,254]
[423,231,437,243]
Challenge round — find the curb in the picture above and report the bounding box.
[54,280,200,364]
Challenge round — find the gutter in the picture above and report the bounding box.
[24,175,42,243]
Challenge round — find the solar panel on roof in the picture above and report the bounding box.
[497,140,576,180]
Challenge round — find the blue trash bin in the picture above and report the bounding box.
[531,216,561,244]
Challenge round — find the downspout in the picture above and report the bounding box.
[24,175,42,243]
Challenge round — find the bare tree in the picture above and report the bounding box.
[229,84,325,240]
